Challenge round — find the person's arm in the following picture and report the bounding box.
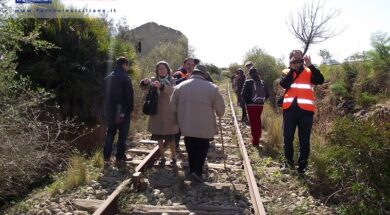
[140,78,151,90]
[279,69,295,89]
[213,86,225,117]
[241,80,251,104]
[263,80,270,99]
[309,65,325,85]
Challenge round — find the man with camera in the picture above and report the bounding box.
[279,50,324,174]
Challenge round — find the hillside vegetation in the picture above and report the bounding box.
[0,0,389,212]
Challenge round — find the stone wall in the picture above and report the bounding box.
[126,22,188,57]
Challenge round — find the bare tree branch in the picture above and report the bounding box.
[287,0,344,55]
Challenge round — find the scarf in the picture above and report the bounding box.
[156,75,172,95]
[159,75,172,87]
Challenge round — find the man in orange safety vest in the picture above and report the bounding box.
[279,49,324,174]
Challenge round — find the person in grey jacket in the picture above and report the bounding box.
[103,57,134,163]
[171,65,225,182]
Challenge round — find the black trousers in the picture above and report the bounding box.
[184,137,210,176]
[283,103,313,169]
[175,130,181,148]
[103,113,130,160]
[236,93,247,121]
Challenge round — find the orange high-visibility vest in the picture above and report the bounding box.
[173,71,186,79]
[282,67,315,112]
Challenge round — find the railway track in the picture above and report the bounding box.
[92,84,266,215]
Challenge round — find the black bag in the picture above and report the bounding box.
[142,87,158,115]
[251,80,266,104]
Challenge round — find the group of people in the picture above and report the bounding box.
[103,57,224,182]
[232,61,270,146]
[103,48,324,180]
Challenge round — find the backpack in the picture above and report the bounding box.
[251,80,266,104]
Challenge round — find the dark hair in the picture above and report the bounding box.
[155,60,172,77]
[183,57,194,64]
[289,50,303,59]
[249,68,259,80]
[116,56,129,67]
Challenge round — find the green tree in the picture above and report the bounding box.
[138,36,188,77]
[319,49,332,61]
[228,63,240,76]
[0,0,78,204]
[367,32,390,95]
[15,17,112,122]
[244,47,285,105]
[244,47,284,87]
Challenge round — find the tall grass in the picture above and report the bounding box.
[262,103,283,154]
[48,154,90,195]
[65,155,87,190]
[91,149,104,169]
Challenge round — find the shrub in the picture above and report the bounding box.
[313,116,390,214]
[330,81,348,98]
[357,92,379,108]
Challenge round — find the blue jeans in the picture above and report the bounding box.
[103,113,130,160]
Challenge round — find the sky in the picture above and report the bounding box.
[7,0,390,68]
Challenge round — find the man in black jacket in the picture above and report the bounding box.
[235,68,247,122]
[103,57,134,163]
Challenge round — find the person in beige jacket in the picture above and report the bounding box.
[171,65,225,182]
[140,61,179,165]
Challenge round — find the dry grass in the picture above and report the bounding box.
[0,107,80,206]
[48,151,104,195]
[91,149,104,168]
[261,103,283,154]
[64,155,87,191]
[48,154,87,195]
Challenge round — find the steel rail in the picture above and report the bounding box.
[227,84,266,215]
[93,145,160,215]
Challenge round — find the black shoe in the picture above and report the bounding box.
[170,158,177,165]
[159,158,166,166]
[190,172,203,183]
[297,160,308,174]
[297,169,307,179]
[280,160,295,172]
[297,166,306,174]
[116,156,133,162]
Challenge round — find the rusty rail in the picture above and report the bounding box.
[227,84,266,215]
[93,145,160,215]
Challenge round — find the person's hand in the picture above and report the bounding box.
[142,79,150,85]
[289,58,296,70]
[152,80,161,88]
[304,55,312,67]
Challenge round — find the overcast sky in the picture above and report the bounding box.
[9,0,390,67]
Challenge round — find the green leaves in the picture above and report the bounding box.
[321,116,390,213]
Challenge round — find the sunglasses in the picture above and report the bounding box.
[290,59,304,64]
